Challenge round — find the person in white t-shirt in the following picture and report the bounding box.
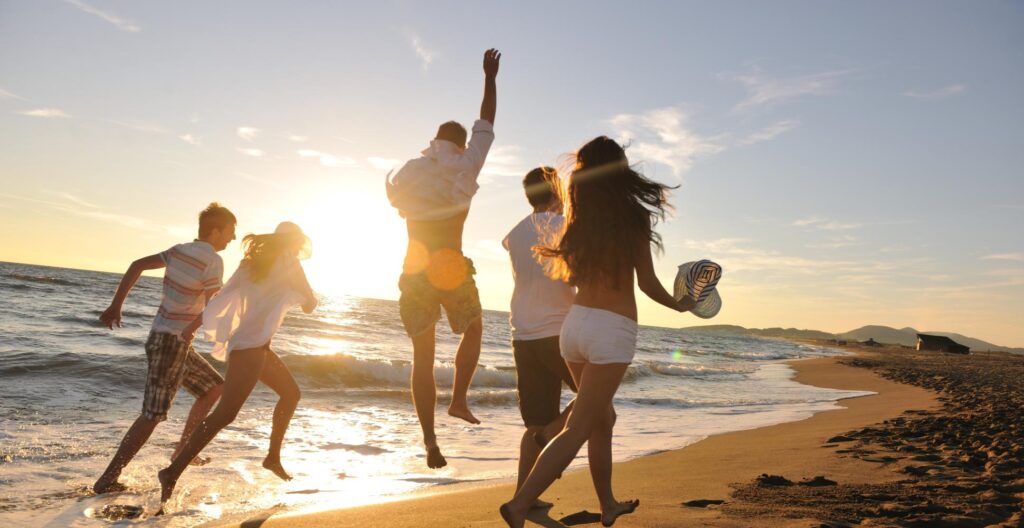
[502,166,577,508]
[385,49,500,469]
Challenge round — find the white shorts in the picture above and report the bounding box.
[559,305,639,365]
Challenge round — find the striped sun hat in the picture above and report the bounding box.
[674,260,722,319]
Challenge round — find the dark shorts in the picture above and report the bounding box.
[513,336,578,427]
[399,255,482,337]
[142,331,224,421]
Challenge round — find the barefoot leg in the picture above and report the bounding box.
[411,326,446,468]
[258,347,300,481]
[449,317,481,424]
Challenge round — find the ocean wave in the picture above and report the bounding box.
[3,273,79,287]
[280,353,519,389]
[0,352,139,383]
[338,387,520,406]
[623,361,744,382]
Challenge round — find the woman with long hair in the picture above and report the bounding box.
[158,222,318,506]
[500,137,705,527]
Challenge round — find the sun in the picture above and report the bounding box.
[293,186,407,300]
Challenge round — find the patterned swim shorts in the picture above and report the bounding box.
[142,331,224,421]
[398,253,482,337]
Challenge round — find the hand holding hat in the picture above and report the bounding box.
[674,260,722,319]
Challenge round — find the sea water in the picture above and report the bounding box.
[0,261,871,526]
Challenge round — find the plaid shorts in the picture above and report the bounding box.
[398,256,482,337]
[142,331,224,421]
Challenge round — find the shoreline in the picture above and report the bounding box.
[211,350,940,527]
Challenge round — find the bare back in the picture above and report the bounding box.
[573,267,638,321]
[405,210,469,254]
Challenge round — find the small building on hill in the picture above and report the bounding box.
[916,334,970,354]
[863,338,882,347]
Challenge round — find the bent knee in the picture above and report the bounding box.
[202,384,224,401]
[464,317,482,335]
[285,385,301,405]
[209,405,242,427]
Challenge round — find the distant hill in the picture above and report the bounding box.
[680,325,836,341]
[681,324,1023,354]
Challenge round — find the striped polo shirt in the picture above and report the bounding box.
[151,240,224,336]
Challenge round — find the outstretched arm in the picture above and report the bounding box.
[635,239,695,313]
[99,254,165,329]
[480,48,500,125]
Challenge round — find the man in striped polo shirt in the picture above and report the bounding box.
[93,203,236,494]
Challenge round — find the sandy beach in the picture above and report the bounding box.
[210,346,985,528]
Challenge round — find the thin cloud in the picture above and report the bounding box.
[982,253,1024,262]
[53,191,98,209]
[109,119,166,134]
[297,149,355,168]
[610,106,726,177]
[0,88,26,101]
[480,145,528,178]
[238,148,265,158]
[904,84,966,100]
[235,171,285,190]
[807,234,860,249]
[64,0,140,33]
[367,157,402,171]
[409,33,436,70]
[793,217,862,230]
[1,191,186,236]
[19,108,71,119]
[178,134,202,146]
[725,68,851,112]
[237,126,260,141]
[738,119,800,146]
[288,134,308,143]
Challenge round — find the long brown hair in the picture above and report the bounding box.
[241,232,304,282]
[537,136,675,288]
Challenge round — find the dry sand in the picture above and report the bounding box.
[212,351,944,527]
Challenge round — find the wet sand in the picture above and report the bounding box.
[214,347,1024,523]
[205,345,958,528]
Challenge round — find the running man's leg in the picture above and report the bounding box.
[173,346,225,464]
[501,362,629,527]
[95,331,190,493]
[449,316,481,424]
[258,347,301,481]
[159,347,266,503]
[410,325,446,468]
[93,415,160,493]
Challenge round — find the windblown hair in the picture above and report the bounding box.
[198,202,236,238]
[241,232,303,282]
[536,136,675,288]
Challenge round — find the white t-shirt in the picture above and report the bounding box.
[386,119,496,221]
[502,213,575,341]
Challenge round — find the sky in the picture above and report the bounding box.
[1,1,1022,347]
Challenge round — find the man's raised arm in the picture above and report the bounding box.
[480,48,500,125]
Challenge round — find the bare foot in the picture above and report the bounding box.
[499,502,525,528]
[262,457,293,481]
[425,445,447,469]
[92,479,128,494]
[531,499,553,510]
[447,404,480,425]
[157,468,177,504]
[601,499,639,527]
